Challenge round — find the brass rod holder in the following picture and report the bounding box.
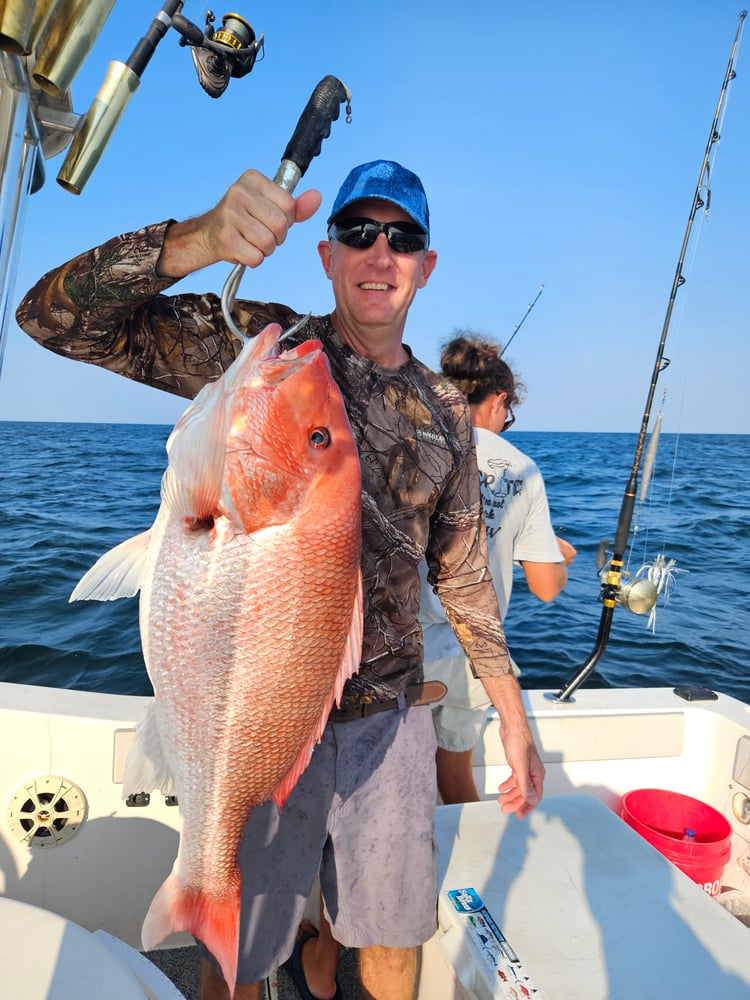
[29,1,66,55]
[57,60,139,195]
[0,0,35,55]
[32,0,116,97]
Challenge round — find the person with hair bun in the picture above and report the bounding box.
[420,332,577,804]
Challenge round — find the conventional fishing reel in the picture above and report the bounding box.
[172,10,265,98]
[596,539,685,633]
[594,538,655,616]
[549,543,683,704]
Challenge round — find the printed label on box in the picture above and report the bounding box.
[446,887,546,999]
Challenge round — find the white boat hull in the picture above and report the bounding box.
[0,683,183,949]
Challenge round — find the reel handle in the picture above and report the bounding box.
[221,75,351,337]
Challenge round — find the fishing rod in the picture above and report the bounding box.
[500,285,544,357]
[551,9,747,704]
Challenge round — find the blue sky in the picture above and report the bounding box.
[1,0,748,433]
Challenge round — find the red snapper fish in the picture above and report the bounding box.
[71,324,363,996]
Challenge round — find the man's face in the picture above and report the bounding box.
[318,199,437,335]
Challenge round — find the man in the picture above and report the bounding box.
[420,333,577,804]
[17,161,545,1000]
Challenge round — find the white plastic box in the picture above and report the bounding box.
[419,795,750,1000]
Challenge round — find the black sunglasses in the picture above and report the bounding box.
[502,404,515,433]
[329,217,428,254]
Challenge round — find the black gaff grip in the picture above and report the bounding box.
[221,76,352,339]
[274,76,352,191]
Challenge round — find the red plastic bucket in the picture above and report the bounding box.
[621,788,731,897]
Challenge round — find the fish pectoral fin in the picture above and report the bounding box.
[70,530,152,602]
[123,701,176,798]
[272,572,364,812]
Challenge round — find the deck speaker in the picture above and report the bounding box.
[6,775,87,848]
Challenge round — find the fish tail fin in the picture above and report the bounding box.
[142,870,240,997]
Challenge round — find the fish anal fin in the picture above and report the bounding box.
[142,868,240,997]
[271,734,318,813]
[272,572,363,811]
[122,702,175,799]
[70,531,152,602]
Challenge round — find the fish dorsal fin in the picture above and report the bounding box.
[272,571,364,811]
[70,530,152,602]
[162,374,228,521]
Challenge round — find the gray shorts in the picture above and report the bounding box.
[228,705,438,985]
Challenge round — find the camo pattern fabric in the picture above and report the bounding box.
[17,222,511,703]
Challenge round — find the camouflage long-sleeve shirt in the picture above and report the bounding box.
[17,222,511,704]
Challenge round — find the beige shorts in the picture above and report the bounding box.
[426,652,519,753]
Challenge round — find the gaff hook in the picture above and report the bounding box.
[279,313,312,343]
[220,76,352,343]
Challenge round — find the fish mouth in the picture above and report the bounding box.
[271,338,323,360]
[226,327,326,394]
[258,337,325,384]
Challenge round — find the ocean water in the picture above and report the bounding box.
[1,421,748,702]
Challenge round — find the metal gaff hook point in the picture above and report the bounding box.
[279,313,312,343]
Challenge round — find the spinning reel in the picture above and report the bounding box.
[175,10,265,98]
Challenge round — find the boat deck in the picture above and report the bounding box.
[2,685,748,997]
[145,942,360,999]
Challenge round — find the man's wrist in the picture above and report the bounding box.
[156,217,215,279]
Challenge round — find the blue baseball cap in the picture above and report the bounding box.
[327,160,430,242]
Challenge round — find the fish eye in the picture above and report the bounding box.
[309,427,331,449]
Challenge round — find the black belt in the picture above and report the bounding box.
[328,680,447,724]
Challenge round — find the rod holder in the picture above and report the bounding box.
[29,0,66,56]
[57,61,139,195]
[31,0,116,97]
[0,0,34,55]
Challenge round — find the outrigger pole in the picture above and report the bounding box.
[552,10,747,704]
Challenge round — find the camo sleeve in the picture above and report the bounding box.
[16,222,302,400]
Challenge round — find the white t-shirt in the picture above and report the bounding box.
[419,427,563,663]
